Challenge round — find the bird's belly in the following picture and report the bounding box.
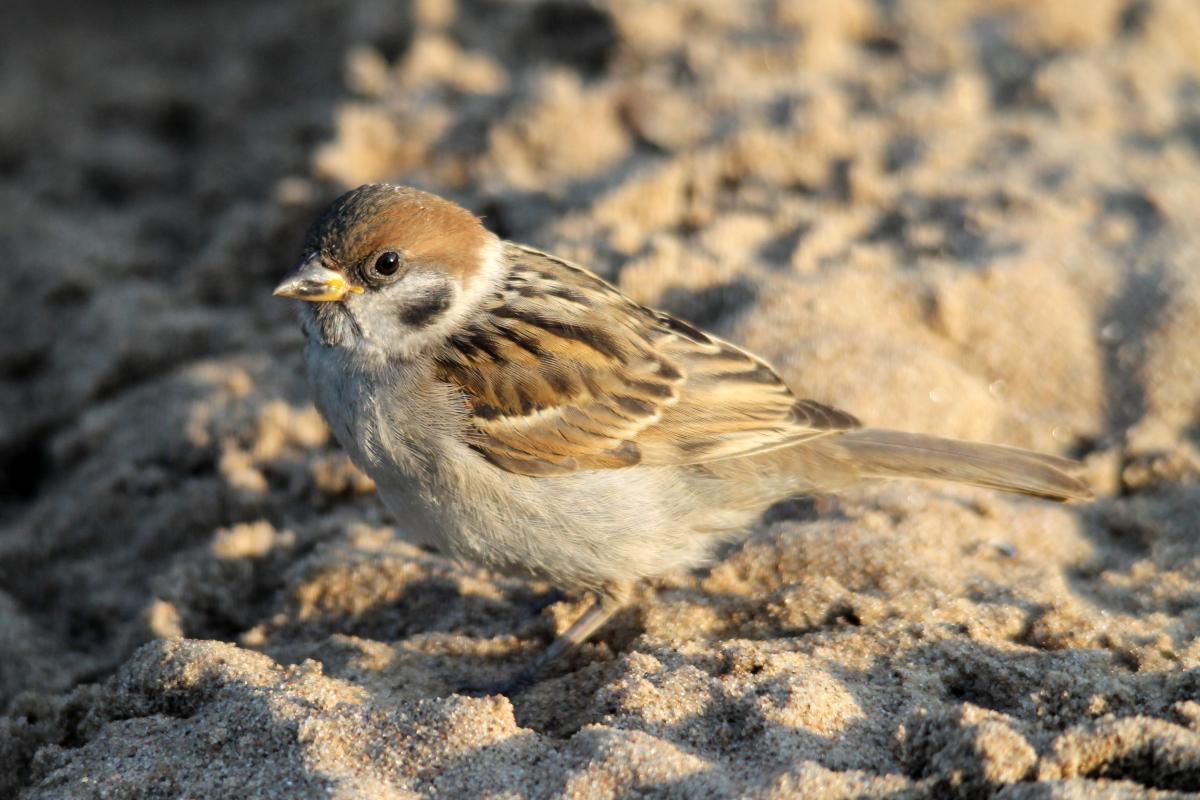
[345,426,743,589]
[393,460,731,590]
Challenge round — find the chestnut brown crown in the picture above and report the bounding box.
[302,184,490,285]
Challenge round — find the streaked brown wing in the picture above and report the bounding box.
[431,245,859,477]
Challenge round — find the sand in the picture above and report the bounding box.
[2,0,1200,796]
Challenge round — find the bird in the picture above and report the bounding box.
[274,183,1091,692]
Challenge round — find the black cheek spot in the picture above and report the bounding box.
[400,286,453,327]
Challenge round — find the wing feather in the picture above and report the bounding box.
[432,245,859,476]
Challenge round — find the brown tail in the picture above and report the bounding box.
[831,429,1092,502]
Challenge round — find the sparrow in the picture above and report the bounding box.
[274,183,1091,691]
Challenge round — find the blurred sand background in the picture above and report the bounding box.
[2,0,1200,796]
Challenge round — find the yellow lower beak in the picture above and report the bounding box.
[273,256,361,302]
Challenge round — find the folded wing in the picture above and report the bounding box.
[431,245,858,477]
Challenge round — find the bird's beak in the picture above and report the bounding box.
[272,255,361,302]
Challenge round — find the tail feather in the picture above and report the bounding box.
[831,429,1092,502]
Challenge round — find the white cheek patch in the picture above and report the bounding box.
[396,272,455,327]
[354,235,507,362]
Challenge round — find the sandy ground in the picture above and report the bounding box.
[2,0,1200,796]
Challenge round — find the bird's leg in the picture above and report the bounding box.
[461,581,631,697]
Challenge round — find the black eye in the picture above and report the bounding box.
[373,251,402,277]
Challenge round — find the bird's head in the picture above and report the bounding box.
[274,184,501,357]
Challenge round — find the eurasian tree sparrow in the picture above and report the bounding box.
[274,184,1090,691]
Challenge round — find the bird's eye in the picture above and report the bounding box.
[373,251,403,277]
